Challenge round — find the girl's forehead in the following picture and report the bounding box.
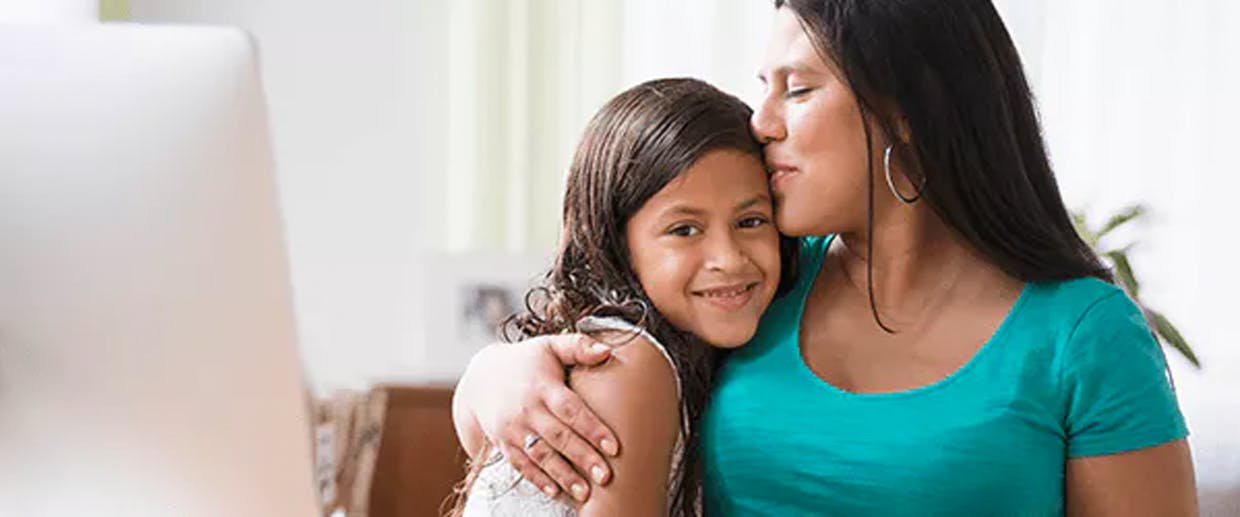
[636,151,770,214]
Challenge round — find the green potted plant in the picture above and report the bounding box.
[1072,205,1200,367]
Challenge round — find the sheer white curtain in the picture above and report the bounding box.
[999,0,1240,508]
[429,1,619,253]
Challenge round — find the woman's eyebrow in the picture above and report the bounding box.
[758,62,820,83]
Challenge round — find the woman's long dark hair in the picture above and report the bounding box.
[447,78,798,517]
[775,0,1111,330]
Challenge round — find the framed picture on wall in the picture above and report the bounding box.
[419,252,550,377]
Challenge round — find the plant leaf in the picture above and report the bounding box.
[1098,204,1146,239]
[1148,309,1201,368]
[1105,250,1141,299]
[1071,210,1099,249]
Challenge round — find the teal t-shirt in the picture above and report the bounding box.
[701,235,1187,516]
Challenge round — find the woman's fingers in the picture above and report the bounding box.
[526,403,612,487]
[546,333,613,368]
[538,335,619,456]
[543,381,620,457]
[514,427,593,502]
[465,335,622,504]
[496,438,562,499]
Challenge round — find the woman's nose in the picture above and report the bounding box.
[750,96,786,144]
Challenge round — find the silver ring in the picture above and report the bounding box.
[522,433,542,451]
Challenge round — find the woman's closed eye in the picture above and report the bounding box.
[784,86,813,100]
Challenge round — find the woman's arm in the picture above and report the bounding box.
[1059,292,1197,515]
[570,335,681,516]
[1065,439,1197,516]
[450,335,622,500]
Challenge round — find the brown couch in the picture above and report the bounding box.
[368,384,467,517]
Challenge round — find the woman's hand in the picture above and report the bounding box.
[452,334,621,501]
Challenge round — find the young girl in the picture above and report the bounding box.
[449,78,798,516]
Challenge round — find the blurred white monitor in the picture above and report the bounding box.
[0,23,318,516]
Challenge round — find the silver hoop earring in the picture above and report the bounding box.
[883,144,926,204]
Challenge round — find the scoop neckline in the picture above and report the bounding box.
[790,235,1032,400]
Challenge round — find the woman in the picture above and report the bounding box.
[453,1,1198,514]
[451,78,796,516]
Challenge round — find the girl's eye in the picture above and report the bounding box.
[738,216,770,229]
[669,224,701,237]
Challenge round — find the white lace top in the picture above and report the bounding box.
[460,317,685,517]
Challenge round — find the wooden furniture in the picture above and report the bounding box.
[368,384,467,517]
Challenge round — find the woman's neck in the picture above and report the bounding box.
[833,202,995,315]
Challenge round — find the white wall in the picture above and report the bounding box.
[127,0,451,392]
[0,0,96,22]
[999,0,1240,508]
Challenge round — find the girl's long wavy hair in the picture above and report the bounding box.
[446,77,799,517]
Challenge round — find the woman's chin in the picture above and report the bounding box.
[774,207,818,237]
[777,205,850,238]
